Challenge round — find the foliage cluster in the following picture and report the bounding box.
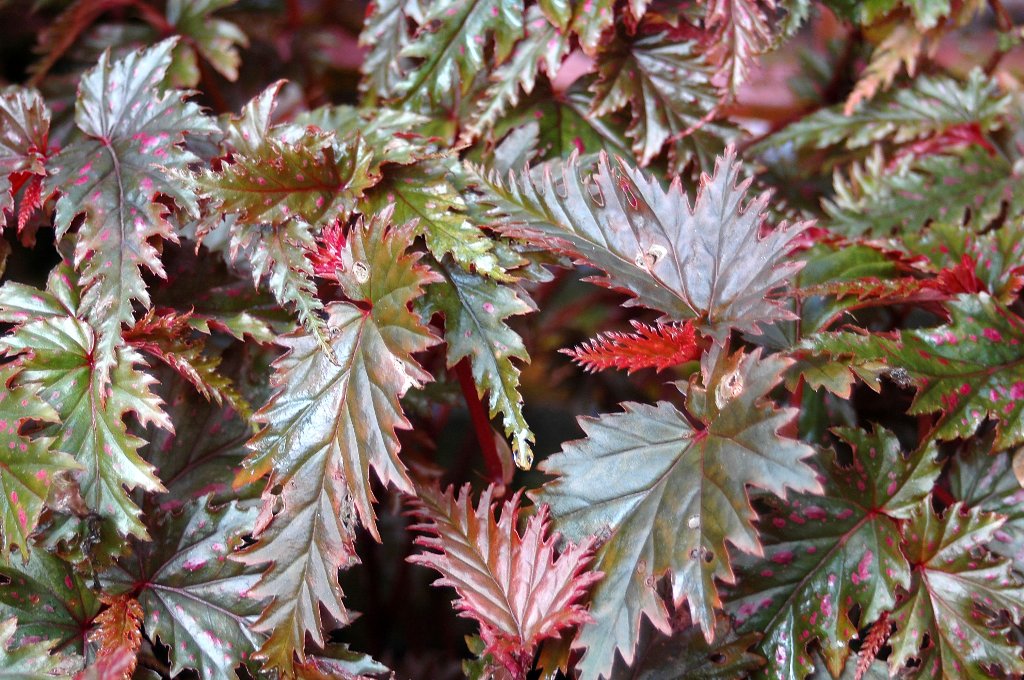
[1,0,1024,679]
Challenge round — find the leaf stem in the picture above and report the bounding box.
[453,359,505,485]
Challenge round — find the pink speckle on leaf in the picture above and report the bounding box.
[983,328,1003,341]
[851,550,874,584]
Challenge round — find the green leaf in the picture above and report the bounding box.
[591,27,722,165]
[727,427,940,679]
[461,5,568,143]
[423,263,534,468]
[362,160,503,279]
[0,87,49,231]
[611,614,765,679]
[235,211,440,670]
[191,84,376,229]
[45,38,218,385]
[947,437,1024,576]
[395,0,525,108]
[535,348,820,679]
[826,145,1023,237]
[0,550,101,655]
[0,617,65,678]
[167,0,248,83]
[104,498,265,680]
[758,69,1008,154]
[570,0,614,54]
[888,501,1024,678]
[1,310,171,542]
[0,364,76,561]
[359,0,425,102]
[473,149,810,341]
[808,294,1024,448]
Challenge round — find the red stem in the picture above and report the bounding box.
[453,359,504,484]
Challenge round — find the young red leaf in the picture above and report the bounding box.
[0,88,50,234]
[89,594,142,680]
[562,320,703,374]
[409,484,601,680]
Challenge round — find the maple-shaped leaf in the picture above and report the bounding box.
[167,0,248,83]
[44,38,218,386]
[103,498,265,680]
[0,549,101,654]
[727,426,941,679]
[0,87,50,233]
[89,594,142,680]
[947,437,1024,576]
[395,0,525,108]
[234,211,439,669]
[408,484,601,678]
[760,69,1008,155]
[0,364,77,561]
[590,23,722,165]
[422,262,535,468]
[124,308,249,418]
[534,347,821,679]
[473,149,810,341]
[359,0,425,102]
[888,500,1024,678]
[563,320,703,375]
[461,6,568,144]
[808,293,1024,448]
[0,277,172,541]
[704,0,775,93]
[826,146,1023,237]
[362,159,503,279]
[0,617,65,679]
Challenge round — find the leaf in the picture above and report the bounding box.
[0,87,50,232]
[727,426,940,679]
[759,69,1008,154]
[359,0,425,102]
[947,437,1024,576]
[191,84,375,230]
[395,0,525,107]
[534,348,821,679]
[473,149,810,341]
[408,484,601,677]
[0,550,101,654]
[563,320,703,375]
[612,614,765,679]
[704,0,775,93]
[89,594,142,680]
[422,262,535,468]
[103,499,266,680]
[570,0,614,54]
[124,309,250,418]
[45,38,218,385]
[845,22,926,113]
[294,643,392,679]
[1,308,172,541]
[234,211,440,669]
[167,0,248,82]
[0,617,64,678]
[808,294,1024,448]
[888,501,1024,678]
[591,25,722,165]
[362,159,503,279]
[461,6,568,143]
[826,145,1022,237]
[0,364,77,561]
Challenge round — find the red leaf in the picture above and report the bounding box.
[927,253,986,295]
[888,122,997,169]
[562,320,704,375]
[308,219,348,282]
[408,484,602,680]
[88,594,142,680]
